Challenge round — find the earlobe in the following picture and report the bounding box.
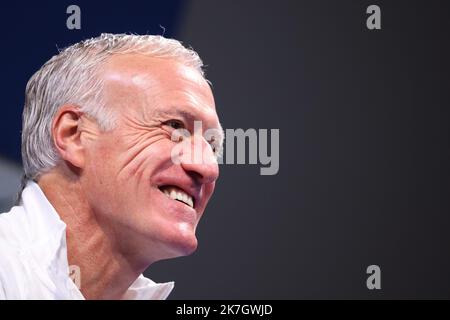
[52,105,86,170]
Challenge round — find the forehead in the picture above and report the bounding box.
[100,54,218,126]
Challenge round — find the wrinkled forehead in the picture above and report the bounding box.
[100,54,219,127]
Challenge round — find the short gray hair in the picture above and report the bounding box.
[21,33,204,181]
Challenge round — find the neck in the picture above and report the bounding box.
[38,169,145,299]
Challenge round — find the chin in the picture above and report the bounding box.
[167,231,199,258]
[149,225,199,262]
[180,235,199,255]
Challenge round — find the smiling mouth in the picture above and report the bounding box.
[159,186,195,209]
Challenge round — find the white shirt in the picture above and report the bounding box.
[0,181,174,300]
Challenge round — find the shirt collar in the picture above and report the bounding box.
[20,180,174,300]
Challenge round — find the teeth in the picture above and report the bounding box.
[161,186,194,208]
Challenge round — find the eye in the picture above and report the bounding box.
[208,136,223,157]
[209,137,216,152]
[163,119,185,130]
[162,119,189,142]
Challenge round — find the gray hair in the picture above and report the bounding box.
[21,33,205,182]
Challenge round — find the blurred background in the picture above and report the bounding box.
[0,0,449,299]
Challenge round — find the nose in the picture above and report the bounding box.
[180,135,219,184]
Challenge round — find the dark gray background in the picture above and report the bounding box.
[0,0,449,299]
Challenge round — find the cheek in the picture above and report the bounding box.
[83,141,116,185]
[115,137,175,183]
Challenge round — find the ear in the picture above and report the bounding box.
[52,105,86,170]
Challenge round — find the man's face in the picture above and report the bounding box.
[81,54,221,264]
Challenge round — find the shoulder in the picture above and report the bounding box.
[0,205,31,247]
[0,206,32,299]
[0,229,26,299]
